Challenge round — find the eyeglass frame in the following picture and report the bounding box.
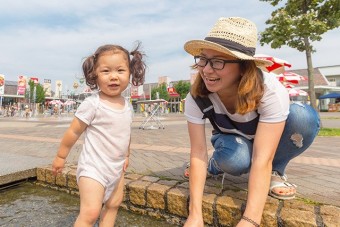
[194,56,243,70]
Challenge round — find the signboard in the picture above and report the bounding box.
[0,74,5,95]
[55,80,62,98]
[17,75,27,95]
[44,79,52,97]
[30,77,39,84]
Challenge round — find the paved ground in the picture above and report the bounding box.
[0,111,340,207]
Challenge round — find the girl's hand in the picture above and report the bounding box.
[123,156,129,172]
[52,156,66,176]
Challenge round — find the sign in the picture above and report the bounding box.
[0,74,5,95]
[44,79,52,97]
[30,77,39,84]
[17,75,27,95]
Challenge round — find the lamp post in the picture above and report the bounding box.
[57,82,61,99]
[73,81,79,100]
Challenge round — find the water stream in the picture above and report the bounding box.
[0,182,178,227]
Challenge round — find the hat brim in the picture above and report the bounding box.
[184,40,273,68]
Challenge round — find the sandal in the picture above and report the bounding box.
[183,162,190,179]
[269,171,297,200]
[183,161,218,180]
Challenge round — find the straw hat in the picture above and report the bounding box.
[184,17,273,68]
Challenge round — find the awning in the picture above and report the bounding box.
[318,93,340,99]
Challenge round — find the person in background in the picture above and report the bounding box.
[52,42,146,226]
[183,17,319,227]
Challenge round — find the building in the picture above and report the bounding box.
[290,65,340,111]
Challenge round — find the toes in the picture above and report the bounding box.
[273,187,295,195]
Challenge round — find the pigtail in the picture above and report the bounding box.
[130,42,146,86]
[82,55,98,90]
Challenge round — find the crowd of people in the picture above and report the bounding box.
[0,104,31,118]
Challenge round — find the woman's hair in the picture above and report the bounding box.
[82,41,146,90]
[191,61,264,115]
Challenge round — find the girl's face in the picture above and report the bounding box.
[198,49,242,94]
[95,51,130,99]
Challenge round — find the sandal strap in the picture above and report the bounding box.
[270,181,297,190]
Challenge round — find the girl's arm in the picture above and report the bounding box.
[123,136,131,172]
[239,121,285,226]
[184,122,208,227]
[52,117,87,175]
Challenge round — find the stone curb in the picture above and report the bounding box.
[33,164,340,227]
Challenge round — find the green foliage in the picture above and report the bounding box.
[259,0,340,52]
[173,80,191,99]
[151,83,170,101]
[318,128,340,136]
[26,80,46,103]
[259,0,340,110]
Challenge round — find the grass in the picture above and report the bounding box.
[318,128,340,136]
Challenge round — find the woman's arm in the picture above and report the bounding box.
[239,121,285,226]
[52,117,87,175]
[184,122,208,227]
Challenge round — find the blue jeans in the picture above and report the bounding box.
[208,103,320,176]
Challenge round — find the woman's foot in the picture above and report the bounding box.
[269,171,297,200]
[183,162,190,179]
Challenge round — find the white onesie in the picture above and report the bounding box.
[75,92,133,203]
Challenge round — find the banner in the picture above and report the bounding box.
[44,79,52,97]
[0,74,4,95]
[55,80,62,98]
[30,77,39,84]
[17,75,27,95]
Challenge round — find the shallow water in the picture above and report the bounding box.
[0,182,178,227]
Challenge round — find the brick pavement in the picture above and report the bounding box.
[0,112,340,208]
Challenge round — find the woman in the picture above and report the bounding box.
[183,17,319,227]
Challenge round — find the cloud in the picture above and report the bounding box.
[0,0,339,93]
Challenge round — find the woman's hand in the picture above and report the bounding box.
[52,156,66,175]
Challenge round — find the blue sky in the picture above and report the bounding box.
[1,0,339,94]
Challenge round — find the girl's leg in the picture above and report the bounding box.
[74,177,105,227]
[208,134,253,176]
[273,103,320,175]
[99,174,125,227]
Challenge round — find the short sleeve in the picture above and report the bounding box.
[258,72,290,123]
[75,96,97,125]
[184,93,206,125]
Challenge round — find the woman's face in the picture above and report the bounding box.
[198,49,242,93]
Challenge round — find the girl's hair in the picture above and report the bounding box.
[82,41,146,90]
[191,61,264,115]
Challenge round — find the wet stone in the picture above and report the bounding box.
[216,195,243,226]
[284,199,315,212]
[36,167,46,181]
[167,187,189,217]
[45,167,56,185]
[129,180,151,206]
[202,193,216,225]
[67,169,78,190]
[280,209,316,226]
[320,205,340,227]
[147,183,171,209]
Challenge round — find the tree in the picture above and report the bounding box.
[151,83,170,100]
[26,80,46,104]
[259,0,340,109]
[173,80,191,99]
